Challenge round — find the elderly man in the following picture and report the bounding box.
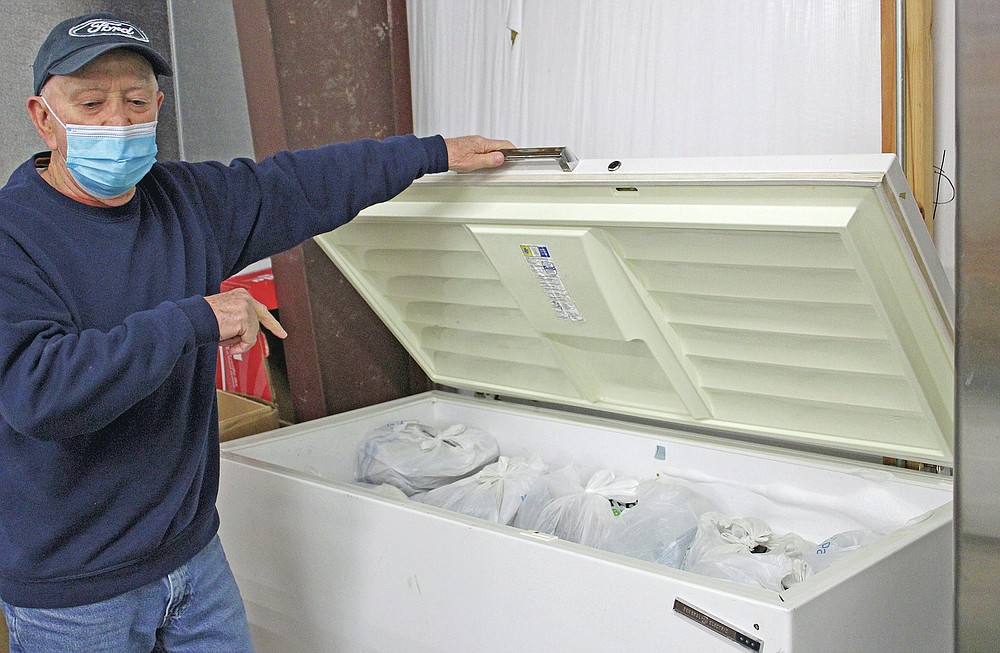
[0,12,511,653]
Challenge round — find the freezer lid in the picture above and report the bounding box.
[313,154,954,465]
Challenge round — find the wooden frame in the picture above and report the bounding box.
[882,0,935,235]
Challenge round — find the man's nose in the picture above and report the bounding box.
[102,100,130,126]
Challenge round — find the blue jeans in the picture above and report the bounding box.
[1,535,254,653]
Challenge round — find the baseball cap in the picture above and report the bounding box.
[33,12,173,95]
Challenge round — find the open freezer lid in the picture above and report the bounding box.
[313,154,954,465]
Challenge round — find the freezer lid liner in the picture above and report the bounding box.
[313,154,954,465]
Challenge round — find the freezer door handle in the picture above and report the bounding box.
[500,147,579,172]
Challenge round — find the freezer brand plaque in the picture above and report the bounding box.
[673,599,763,651]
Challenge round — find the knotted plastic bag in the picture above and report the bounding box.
[599,477,718,569]
[513,467,638,548]
[683,512,814,591]
[355,420,499,495]
[417,454,549,525]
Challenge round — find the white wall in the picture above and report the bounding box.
[409,0,883,157]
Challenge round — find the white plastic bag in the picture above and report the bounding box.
[805,529,880,573]
[513,467,638,548]
[599,477,718,569]
[683,512,814,591]
[355,421,499,495]
[417,454,548,524]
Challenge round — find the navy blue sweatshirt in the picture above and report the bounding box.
[0,135,448,608]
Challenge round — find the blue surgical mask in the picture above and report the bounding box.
[41,96,158,200]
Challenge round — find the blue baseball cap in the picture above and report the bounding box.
[33,12,173,95]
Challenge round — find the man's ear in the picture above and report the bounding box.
[27,96,59,149]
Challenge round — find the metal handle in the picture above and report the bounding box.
[500,147,578,172]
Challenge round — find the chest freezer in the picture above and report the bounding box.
[217,153,954,653]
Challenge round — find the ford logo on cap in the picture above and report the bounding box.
[68,19,150,43]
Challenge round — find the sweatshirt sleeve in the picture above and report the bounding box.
[0,240,219,441]
[183,134,449,277]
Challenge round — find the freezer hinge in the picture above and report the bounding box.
[882,457,953,477]
[673,599,763,651]
[434,385,501,402]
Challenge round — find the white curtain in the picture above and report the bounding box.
[408,0,883,158]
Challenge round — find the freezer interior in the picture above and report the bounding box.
[224,391,952,584]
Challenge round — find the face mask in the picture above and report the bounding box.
[41,96,158,200]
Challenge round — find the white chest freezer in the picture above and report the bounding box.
[217,154,954,653]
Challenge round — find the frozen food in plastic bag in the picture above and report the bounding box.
[805,529,880,573]
[355,420,499,495]
[417,454,549,525]
[683,512,814,591]
[599,477,718,569]
[513,467,638,548]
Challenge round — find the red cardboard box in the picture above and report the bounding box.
[216,267,277,402]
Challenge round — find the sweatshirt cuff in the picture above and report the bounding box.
[175,296,220,348]
[420,135,450,174]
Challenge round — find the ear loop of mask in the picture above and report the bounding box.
[40,95,67,131]
[39,95,157,137]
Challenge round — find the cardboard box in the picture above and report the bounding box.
[217,390,279,442]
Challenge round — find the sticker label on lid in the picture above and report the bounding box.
[520,244,584,322]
